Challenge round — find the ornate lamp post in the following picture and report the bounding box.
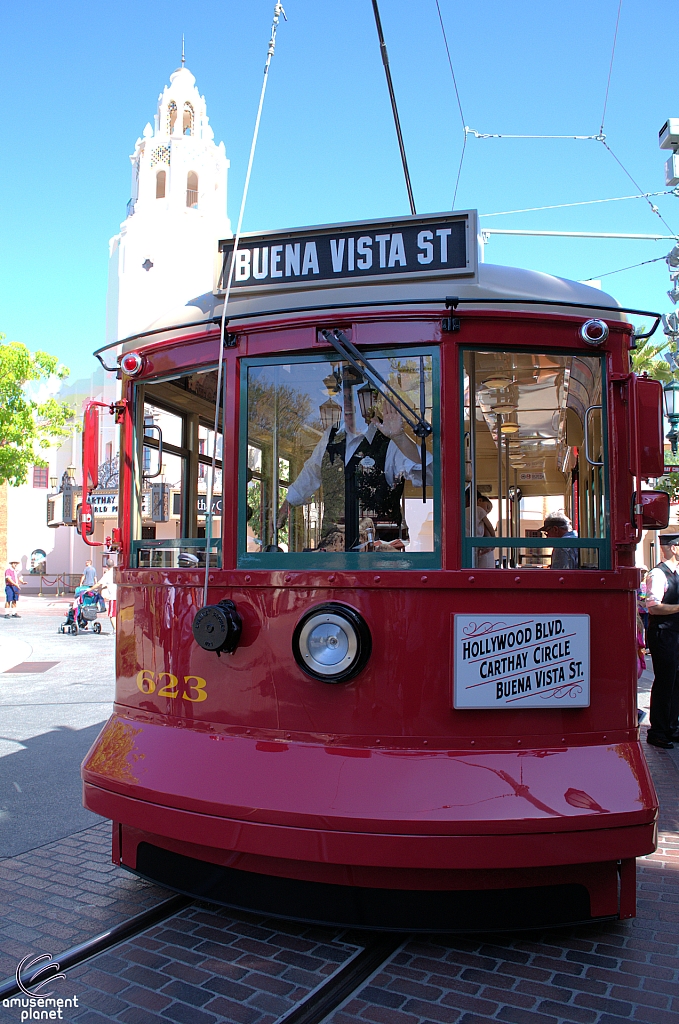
[663,380,679,455]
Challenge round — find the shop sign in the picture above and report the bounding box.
[90,491,118,517]
[453,614,590,709]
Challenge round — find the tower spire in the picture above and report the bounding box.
[181,34,185,68]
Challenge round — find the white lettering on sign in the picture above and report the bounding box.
[453,614,590,709]
[89,492,118,517]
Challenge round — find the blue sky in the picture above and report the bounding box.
[1,0,676,373]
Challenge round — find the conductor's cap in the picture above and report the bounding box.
[659,533,679,547]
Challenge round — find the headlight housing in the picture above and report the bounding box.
[292,603,371,683]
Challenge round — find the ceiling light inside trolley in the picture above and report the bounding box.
[483,375,515,390]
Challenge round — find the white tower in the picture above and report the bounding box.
[107,63,231,343]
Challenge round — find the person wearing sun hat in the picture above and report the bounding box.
[4,560,25,619]
[645,533,679,749]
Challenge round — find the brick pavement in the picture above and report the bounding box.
[0,821,169,981]
[66,904,359,1024]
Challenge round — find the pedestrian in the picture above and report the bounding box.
[4,560,25,618]
[541,512,578,570]
[91,560,117,633]
[80,560,97,588]
[645,533,679,749]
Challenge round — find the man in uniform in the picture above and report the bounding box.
[645,533,679,749]
[278,371,431,551]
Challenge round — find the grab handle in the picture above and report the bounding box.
[583,405,603,467]
[143,424,163,479]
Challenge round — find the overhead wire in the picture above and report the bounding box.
[203,1,286,609]
[595,0,677,237]
[434,0,467,209]
[599,0,623,137]
[480,190,679,219]
[582,255,667,282]
[463,1,677,240]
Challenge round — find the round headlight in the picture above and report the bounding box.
[293,603,371,683]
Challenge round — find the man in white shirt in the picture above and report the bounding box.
[645,533,679,749]
[278,401,432,551]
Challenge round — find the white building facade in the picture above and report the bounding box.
[107,64,231,344]
[2,64,231,591]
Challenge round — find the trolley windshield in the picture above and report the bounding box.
[463,349,608,569]
[241,349,439,568]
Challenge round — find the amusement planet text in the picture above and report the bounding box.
[453,614,590,709]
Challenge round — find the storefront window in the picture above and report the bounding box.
[462,350,608,569]
[241,351,439,567]
[132,368,223,568]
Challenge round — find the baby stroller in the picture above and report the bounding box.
[60,586,105,635]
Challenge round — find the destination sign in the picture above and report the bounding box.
[453,614,590,709]
[216,211,477,292]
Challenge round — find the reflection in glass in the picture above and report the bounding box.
[463,351,606,569]
[245,356,436,555]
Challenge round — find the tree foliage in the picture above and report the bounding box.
[0,336,74,486]
[630,334,672,382]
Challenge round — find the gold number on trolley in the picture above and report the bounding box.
[136,669,156,694]
[183,675,208,702]
[156,673,179,698]
[136,670,208,701]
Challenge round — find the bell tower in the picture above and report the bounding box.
[107,63,231,343]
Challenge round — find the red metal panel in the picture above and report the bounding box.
[636,377,664,479]
[84,782,655,871]
[82,714,656,837]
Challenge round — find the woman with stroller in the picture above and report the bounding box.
[91,560,117,633]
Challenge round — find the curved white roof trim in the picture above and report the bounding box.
[138,261,624,342]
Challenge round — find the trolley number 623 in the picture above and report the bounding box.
[136,670,207,702]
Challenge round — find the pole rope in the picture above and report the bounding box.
[202,2,286,609]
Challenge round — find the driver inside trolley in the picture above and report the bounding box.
[275,364,433,552]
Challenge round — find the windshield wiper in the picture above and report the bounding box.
[320,328,432,502]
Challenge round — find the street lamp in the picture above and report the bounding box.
[66,464,77,482]
[49,476,58,490]
[663,380,679,454]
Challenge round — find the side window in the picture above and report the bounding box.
[132,368,223,567]
[242,352,438,566]
[462,350,607,569]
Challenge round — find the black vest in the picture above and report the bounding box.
[322,428,405,547]
[649,562,679,633]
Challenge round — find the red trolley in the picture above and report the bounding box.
[82,211,668,929]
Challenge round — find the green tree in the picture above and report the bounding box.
[0,337,74,486]
[630,334,672,382]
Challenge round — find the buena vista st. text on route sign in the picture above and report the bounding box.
[453,614,590,709]
[217,211,477,292]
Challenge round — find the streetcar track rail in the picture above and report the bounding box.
[0,889,408,1023]
[0,894,191,1000]
[272,933,405,1024]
